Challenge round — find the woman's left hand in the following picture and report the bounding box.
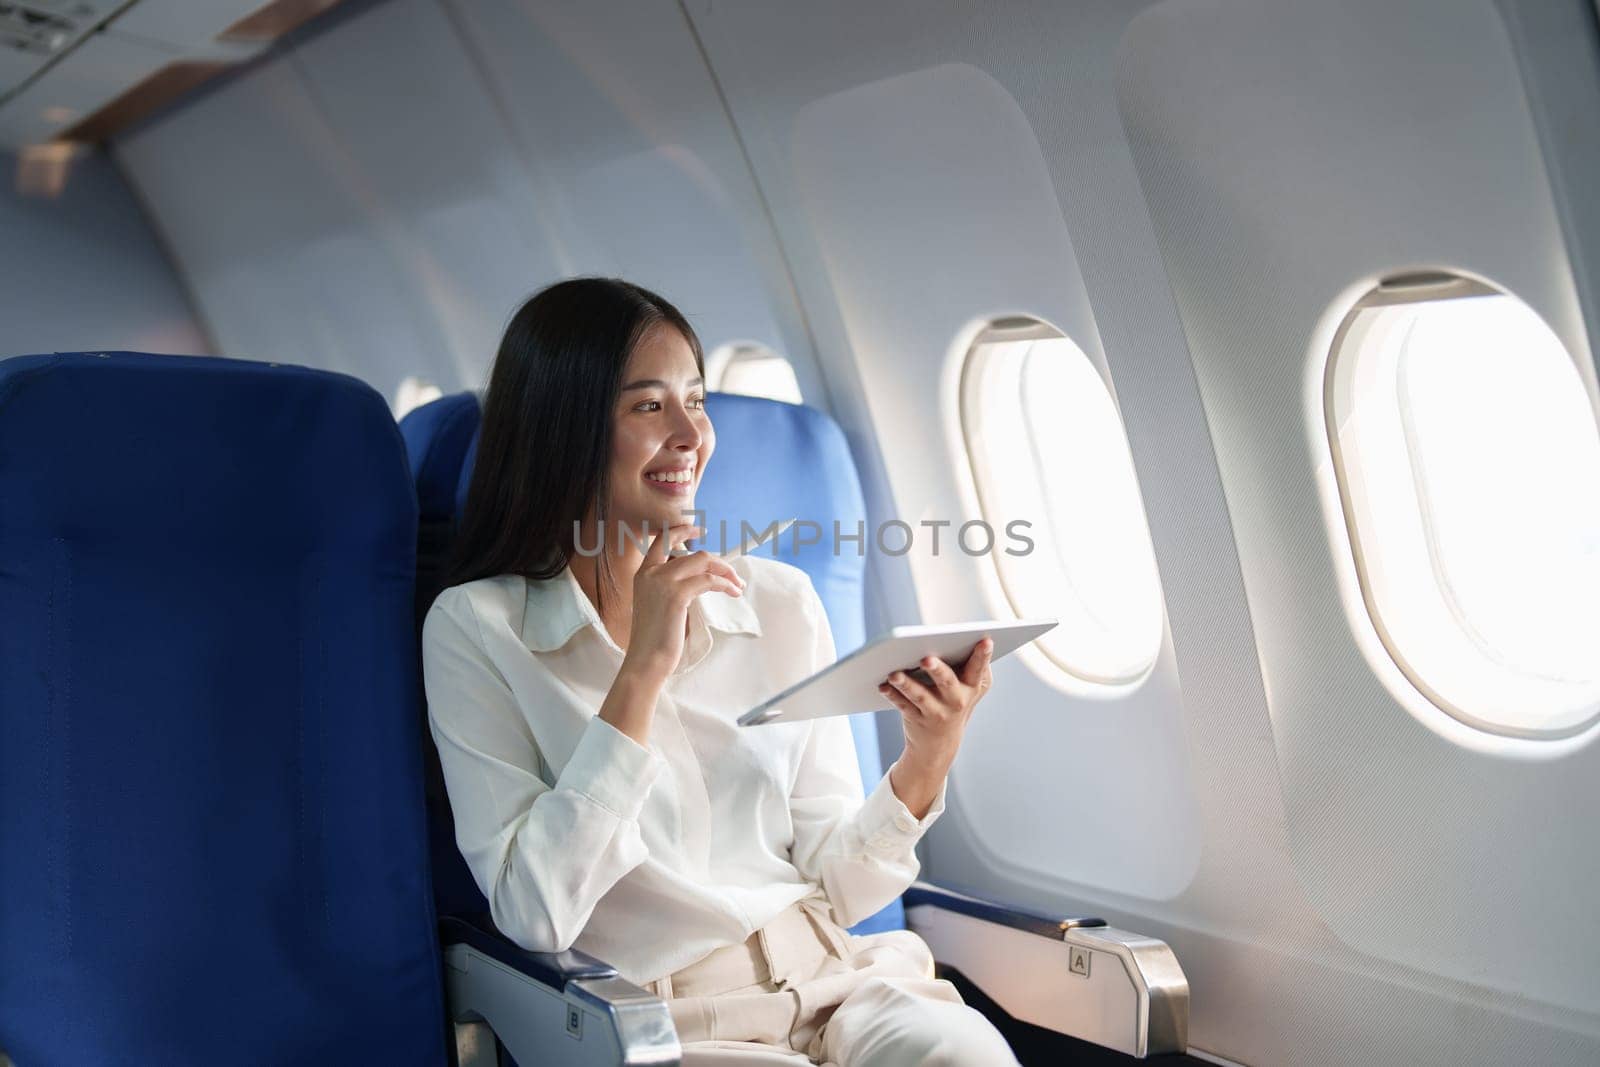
[879,638,994,814]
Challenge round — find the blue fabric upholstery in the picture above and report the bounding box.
[455,429,479,520]
[696,393,901,934]
[400,391,480,524]
[0,352,446,1066]
[399,392,492,920]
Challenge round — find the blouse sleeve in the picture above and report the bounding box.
[785,582,948,928]
[421,591,665,953]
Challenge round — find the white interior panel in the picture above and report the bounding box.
[1116,0,1598,1028]
[786,61,1200,900]
[0,147,207,356]
[427,0,809,396]
[289,0,561,392]
[115,45,463,402]
[689,0,1600,1061]
[113,0,812,416]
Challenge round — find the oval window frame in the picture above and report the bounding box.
[1322,271,1600,741]
[958,315,1166,690]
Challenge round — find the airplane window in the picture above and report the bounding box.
[961,318,1165,687]
[707,341,803,404]
[1325,274,1600,738]
[392,375,443,419]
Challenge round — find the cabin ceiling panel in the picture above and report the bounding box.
[109,0,271,47]
[0,28,175,147]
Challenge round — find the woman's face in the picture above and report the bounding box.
[604,323,714,534]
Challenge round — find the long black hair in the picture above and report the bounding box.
[443,277,705,613]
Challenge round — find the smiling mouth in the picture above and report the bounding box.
[643,469,696,493]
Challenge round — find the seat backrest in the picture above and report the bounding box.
[400,391,481,631]
[693,396,869,644]
[0,352,446,1065]
[694,394,901,934]
[399,391,491,919]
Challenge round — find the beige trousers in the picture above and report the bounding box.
[646,897,1020,1066]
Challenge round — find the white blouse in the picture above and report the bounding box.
[420,553,947,985]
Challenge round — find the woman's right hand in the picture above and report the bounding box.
[620,523,746,685]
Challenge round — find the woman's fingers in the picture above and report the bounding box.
[645,523,701,566]
[878,683,920,717]
[885,670,935,712]
[662,548,745,591]
[960,637,994,688]
[690,571,743,598]
[885,639,996,721]
[921,655,960,691]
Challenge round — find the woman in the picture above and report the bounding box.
[422,278,1017,1065]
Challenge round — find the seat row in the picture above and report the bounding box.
[0,351,1187,1065]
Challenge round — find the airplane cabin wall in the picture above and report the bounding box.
[1116,0,1600,1043]
[110,0,925,671]
[687,0,1600,1063]
[0,149,208,357]
[97,0,1600,1064]
[109,0,820,419]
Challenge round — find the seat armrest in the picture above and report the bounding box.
[440,915,680,1066]
[905,880,1188,1058]
[440,914,618,990]
[902,883,1106,938]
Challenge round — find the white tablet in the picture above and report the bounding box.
[737,618,1058,726]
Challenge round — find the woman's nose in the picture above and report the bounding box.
[667,404,702,449]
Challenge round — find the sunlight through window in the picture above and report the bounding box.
[962,319,1164,686]
[707,342,803,404]
[1326,275,1600,737]
[392,375,443,420]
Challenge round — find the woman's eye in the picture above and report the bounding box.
[632,396,704,413]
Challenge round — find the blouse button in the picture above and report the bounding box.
[894,813,917,833]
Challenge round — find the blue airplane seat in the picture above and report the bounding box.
[0,352,447,1065]
[695,393,900,935]
[455,427,478,519]
[451,390,899,935]
[398,392,490,920]
[400,389,481,526]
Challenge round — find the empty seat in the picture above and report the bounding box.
[0,352,447,1065]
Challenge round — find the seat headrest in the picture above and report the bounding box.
[0,351,417,546]
[399,391,481,522]
[697,392,869,652]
